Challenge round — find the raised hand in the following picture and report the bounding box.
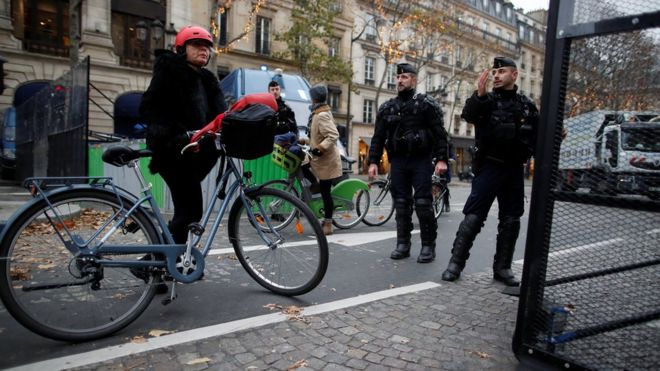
[477,69,490,97]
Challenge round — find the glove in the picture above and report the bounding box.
[311,148,323,157]
[189,113,226,149]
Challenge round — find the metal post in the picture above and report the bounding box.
[69,0,82,66]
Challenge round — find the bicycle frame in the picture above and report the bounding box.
[281,168,369,219]
[22,155,284,284]
[372,173,392,207]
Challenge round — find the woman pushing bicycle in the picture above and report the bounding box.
[303,85,343,235]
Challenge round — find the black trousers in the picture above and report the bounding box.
[319,179,334,219]
[463,160,524,221]
[158,152,218,244]
[389,153,434,202]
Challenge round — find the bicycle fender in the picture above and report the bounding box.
[330,178,369,201]
[0,186,127,243]
[0,195,44,243]
[0,186,163,245]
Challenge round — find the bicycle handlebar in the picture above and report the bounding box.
[180,130,217,155]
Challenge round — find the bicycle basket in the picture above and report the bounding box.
[272,143,302,173]
[221,104,277,159]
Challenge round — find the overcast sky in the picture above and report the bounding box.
[508,0,549,12]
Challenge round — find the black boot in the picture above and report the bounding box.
[441,214,483,281]
[416,199,437,263]
[493,217,521,286]
[391,198,413,259]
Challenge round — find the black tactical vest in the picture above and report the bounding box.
[383,94,434,155]
[476,92,536,164]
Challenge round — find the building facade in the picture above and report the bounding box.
[0,0,545,176]
[349,0,544,175]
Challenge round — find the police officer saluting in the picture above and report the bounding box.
[441,57,539,286]
[368,63,449,263]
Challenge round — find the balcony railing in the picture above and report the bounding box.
[25,40,69,57]
[457,21,518,53]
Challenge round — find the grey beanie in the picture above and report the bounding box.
[309,85,327,103]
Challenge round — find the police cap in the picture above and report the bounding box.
[493,57,517,69]
[396,63,417,75]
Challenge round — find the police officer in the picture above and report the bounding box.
[368,63,449,263]
[268,80,297,134]
[441,57,539,286]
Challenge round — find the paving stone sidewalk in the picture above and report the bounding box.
[72,273,520,371]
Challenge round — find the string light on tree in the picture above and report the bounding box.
[211,0,267,54]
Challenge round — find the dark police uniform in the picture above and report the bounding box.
[268,80,298,135]
[441,57,539,286]
[369,63,448,263]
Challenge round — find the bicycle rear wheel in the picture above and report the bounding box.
[260,179,300,230]
[0,189,160,342]
[228,188,328,296]
[333,189,369,229]
[359,180,394,226]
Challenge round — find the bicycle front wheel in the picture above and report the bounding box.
[228,188,328,296]
[0,189,160,342]
[359,180,394,226]
[432,184,447,219]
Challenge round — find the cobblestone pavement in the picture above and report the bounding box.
[70,272,520,371]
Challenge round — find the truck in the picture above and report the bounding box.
[558,110,660,199]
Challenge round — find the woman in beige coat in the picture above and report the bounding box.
[307,85,342,235]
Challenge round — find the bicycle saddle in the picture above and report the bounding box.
[102,145,153,167]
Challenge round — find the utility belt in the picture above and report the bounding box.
[388,127,433,155]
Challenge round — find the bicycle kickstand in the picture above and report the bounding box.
[161,281,178,305]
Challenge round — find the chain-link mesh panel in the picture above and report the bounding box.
[567,0,660,25]
[16,58,89,179]
[516,1,660,369]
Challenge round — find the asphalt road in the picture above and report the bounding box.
[0,182,533,369]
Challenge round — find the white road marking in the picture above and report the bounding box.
[513,238,624,265]
[208,229,420,255]
[9,282,441,371]
[514,227,659,265]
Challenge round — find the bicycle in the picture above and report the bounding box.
[264,144,370,229]
[0,139,328,342]
[359,173,449,227]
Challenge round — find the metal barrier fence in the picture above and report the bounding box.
[15,57,90,180]
[513,1,660,370]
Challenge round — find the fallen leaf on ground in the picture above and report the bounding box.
[148,329,174,337]
[186,357,212,365]
[472,351,491,359]
[130,336,147,344]
[282,305,303,316]
[263,304,308,323]
[287,359,306,370]
[263,303,282,311]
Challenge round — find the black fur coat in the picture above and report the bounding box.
[139,50,227,175]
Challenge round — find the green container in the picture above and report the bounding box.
[244,153,289,185]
